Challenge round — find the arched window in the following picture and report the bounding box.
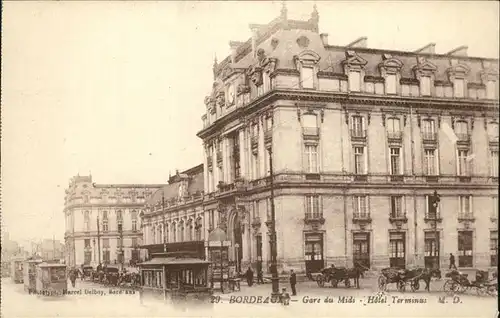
[131,210,138,232]
[102,211,109,232]
[187,220,193,241]
[165,224,169,243]
[179,221,185,242]
[172,223,177,243]
[157,224,163,244]
[152,226,156,244]
[455,121,468,138]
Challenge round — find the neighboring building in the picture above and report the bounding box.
[193,4,498,273]
[141,165,206,259]
[32,239,65,261]
[1,231,28,262]
[63,175,164,267]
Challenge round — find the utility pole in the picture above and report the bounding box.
[162,193,166,252]
[267,145,280,299]
[97,212,101,265]
[410,103,418,267]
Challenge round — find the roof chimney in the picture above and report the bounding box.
[229,41,241,64]
[346,37,368,48]
[320,33,329,46]
[446,45,468,57]
[249,24,260,58]
[414,43,436,54]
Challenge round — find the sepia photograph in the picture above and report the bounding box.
[1,1,499,317]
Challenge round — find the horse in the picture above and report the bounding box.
[346,263,369,289]
[419,268,441,291]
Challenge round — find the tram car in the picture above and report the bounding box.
[10,257,25,283]
[35,263,67,297]
[23,258,43,292]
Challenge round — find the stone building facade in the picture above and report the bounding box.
[63,175,163,267]
[195,5,499,273]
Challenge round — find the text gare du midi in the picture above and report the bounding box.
[224,295,428,304]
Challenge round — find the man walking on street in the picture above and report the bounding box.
[289,269,297,296]
[246,267,254,287]
[449,253,457,270]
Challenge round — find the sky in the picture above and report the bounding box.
[1,1,498,245]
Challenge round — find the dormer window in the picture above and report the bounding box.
[348,71,361,92]
[420,76,431,96]
[385,74,397,95]
[301,67,314,89]
[454,78,465,98]
[487,80,498,100]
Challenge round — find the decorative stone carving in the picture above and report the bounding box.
[237,84,250,96]
[247,65,263,86]
[296,36,310,49]
[271,38,279,50]
[256,48,266,63]
[215,91,225,108]
[221,65,234,79]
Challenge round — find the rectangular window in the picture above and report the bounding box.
[305,196,321,219]
[390,196,403,218]
[103,238,110,248]
[426,195,440,219]
[84,211,90,231]
[490,231,498,267]
[457,150,469,176]
[493,197,499,220]
[102,220,109,232]
[389,232,405,269]
[348,71,361,92]
[132,238,138,248]
[458,196,472,219]
[385,74,397,94]
[491,151,499,177]
[420,76,431,96]
[103,251,110,264]
[387,118,401,133]
[487,80,497,100]
[424,231,439,269]
[305,145,319,173]
[354,147,365,174]
[351,116,364,137]
[301,67,314,89]
[424,149,436,175]
[454,79,465,98]
[458,231,473,267]
[390,147,401,175]
[422,119,435,134]
[84,239,91,249]
[84,251,92,265]
[353,196,368,219]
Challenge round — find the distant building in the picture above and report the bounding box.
[193,4,498,273]
[1,231,28,262]
[63,175,164,267]
[141,165,206,258]
[32,239,65,261]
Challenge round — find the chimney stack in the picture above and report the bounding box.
[229,41,241,64]
[414,43,436,54]
[249,24,260,58]
[320,33,329,46]
[346,37,368,48]
[446,45,468,57]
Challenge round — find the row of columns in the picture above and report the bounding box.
[203,115,271,194]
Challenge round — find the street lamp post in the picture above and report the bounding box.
[431,190,441,269]
[235,243,240,274]
[93,238,96,265]
[267,146,280,299]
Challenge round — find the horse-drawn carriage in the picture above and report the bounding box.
[443,270,497,296]
[81,265,94,280]
[378,267,441,292]
[316,266,352,288]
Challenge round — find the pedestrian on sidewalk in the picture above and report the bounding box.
[256,262,264,284]
[280,288,290,306]
[246,267,254,287]
[289,269,296,296]
[69,268,77,288]
[449,253,457,270]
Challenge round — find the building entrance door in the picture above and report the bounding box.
[424,231,440,269]
[304,233,324,275]
[389,232,406,269]
[353,232,370,269]
[232,214,243,273]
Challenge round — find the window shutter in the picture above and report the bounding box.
[425,195,429,217]
[435,148,440,175]
[399,147,403,175]
[469,196,473,216]
[364,146,368,174]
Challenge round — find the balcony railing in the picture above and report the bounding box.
[264,129,272,143]
[304,214,325,225]
[353,174,368,182]
[458,214,475,222]
[424,213,442,223]
[456,133,470,142]
[387,131,402,141]
[302,127,320,137]
[390,174,404,182]
[422,132,437,142]
[350,129,366,140]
